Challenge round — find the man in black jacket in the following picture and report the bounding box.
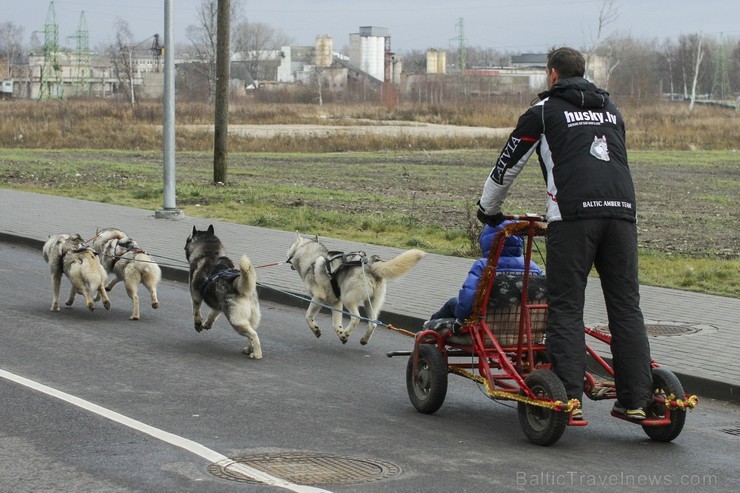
[477,47,652,420]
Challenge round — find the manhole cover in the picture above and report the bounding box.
[645,323,702,336]
[208,452,402,485]
[592,321,716,337]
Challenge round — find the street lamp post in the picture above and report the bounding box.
[155,0,184,219]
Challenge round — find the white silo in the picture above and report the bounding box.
[375,35,386,79]
[349,26,388,81]
[365,36,378,76]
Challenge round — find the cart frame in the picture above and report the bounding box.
[392,215,697,445]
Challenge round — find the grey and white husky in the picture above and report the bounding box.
[184,225,262,359]
[43,233,111,312]
[93,228,161,320]
[92,228,128,273]
[43,233,78,311]
[286,234,425,345]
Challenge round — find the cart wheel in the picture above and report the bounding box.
[642,367,686,442]
[517,369,569,446]
[406,344,447,414]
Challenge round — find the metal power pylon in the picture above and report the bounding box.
[66,11,91,97]
[711,34,732,101]
[455,18,466,74]
[38,1,63,99]
[151,34,163,73]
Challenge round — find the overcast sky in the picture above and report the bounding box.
[6,0,739,53]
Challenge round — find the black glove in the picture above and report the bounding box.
[476,208,505,227]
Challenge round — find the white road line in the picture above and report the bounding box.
[1,369,331,493]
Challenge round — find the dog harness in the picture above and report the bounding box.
[199,269,240,296]
[324,251,368,299]
[59,243,94,269]
[111,242,146,268]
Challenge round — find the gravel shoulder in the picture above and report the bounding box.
[179,122,514,139]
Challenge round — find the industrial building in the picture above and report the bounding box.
[277,27,401,85]
[1,3,570,103]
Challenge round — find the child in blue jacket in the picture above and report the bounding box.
[430,220,543,324]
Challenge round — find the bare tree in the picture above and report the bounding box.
[689,35,704,112]
[659,39,677,97]
[602,36,660,100]
[314,67,324,106]
[585,0,620,82]
[232,21,293,83]
[731,39,740,101]
[674,34,713,99]
[397,49,426,74]
[465,45,511,68]
[0,22,26,79]
[186,0,219,102]
[185,0,244,102]
[107,19,137,106]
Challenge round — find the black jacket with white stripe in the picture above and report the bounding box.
[478,77,637,223]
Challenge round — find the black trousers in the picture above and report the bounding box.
[546,218,653,409]
[430,297,457,320]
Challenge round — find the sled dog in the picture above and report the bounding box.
[43,233,110,312]
[184,225,262,359]
[93,228,161,320]
[43,233,79,311]
[286,234,425,345]
[92,227,128,272]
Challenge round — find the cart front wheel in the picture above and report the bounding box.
[642,367,687,442]
[518,369,569,446]
[406,344,448,414]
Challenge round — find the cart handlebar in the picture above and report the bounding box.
[503,213,546,222]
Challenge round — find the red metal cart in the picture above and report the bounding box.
[388,215,698,446]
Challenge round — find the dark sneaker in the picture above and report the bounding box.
[612,402,646,420]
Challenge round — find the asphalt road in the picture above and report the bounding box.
[1,242,739,493]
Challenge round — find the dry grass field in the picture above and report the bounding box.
[1,98,738,151]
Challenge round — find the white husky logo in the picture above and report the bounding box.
[590,135,610,161]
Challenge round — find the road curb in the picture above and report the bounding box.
[4,233,735,405]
